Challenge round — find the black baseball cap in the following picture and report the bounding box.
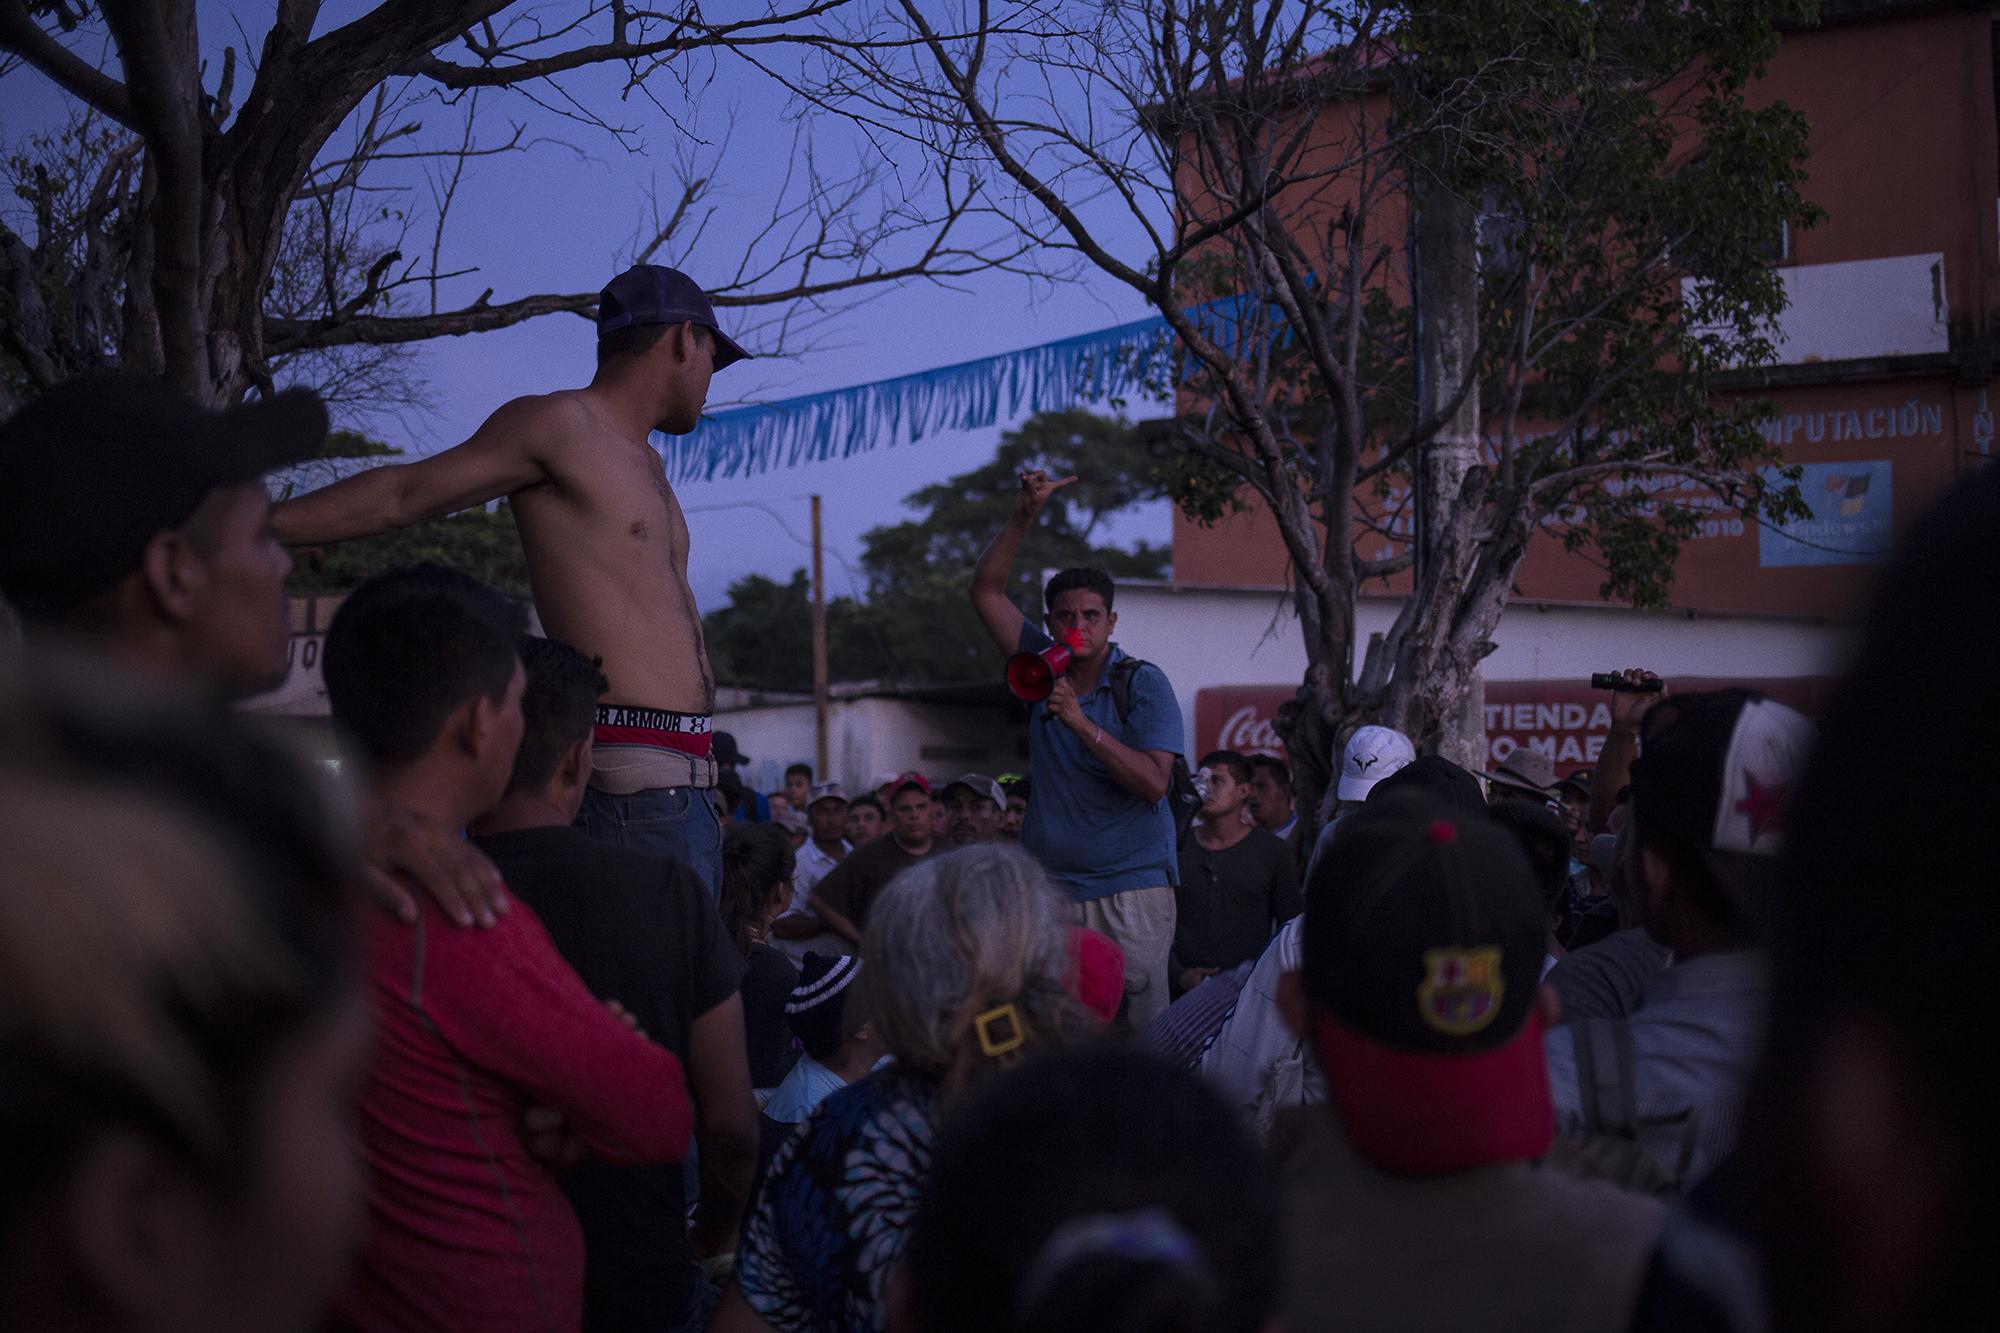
[1367,753,1488,820]
[0,374,327,619]
[1302,798,1553,1175]
[597,265,750,370]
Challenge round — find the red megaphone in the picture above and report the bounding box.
[1005,629,1087,702]
[1006,642,1071,701]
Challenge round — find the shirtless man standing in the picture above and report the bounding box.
[274,266,746,891]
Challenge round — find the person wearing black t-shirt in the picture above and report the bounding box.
[1171,750,1302,997]
[471,637,757,1333]
[809,776,940,948]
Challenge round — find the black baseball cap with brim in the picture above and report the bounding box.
[1303,798,1554,1175]
[0,374,327,620]
[597,265,751,370]
[1368,753,1488,821]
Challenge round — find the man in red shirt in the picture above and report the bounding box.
[322,566,694,1333]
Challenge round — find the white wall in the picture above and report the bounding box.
[1110,582,1857,752]
[720,695,1024,794]
[1686,252,1950,365]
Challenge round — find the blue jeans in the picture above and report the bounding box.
[576,785,722,897]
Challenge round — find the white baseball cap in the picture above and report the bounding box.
[1337,725,1417,801]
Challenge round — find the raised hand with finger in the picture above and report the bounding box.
[1015,467,1079,522]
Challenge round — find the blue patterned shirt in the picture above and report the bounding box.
[736,1069,939,1332]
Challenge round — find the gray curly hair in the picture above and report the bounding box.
[857,843,1084,1096]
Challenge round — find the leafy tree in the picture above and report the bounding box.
[806,0,1818,822]
[701,570,894,693]
[856,409,1174,684]
[703,410,1184,689]
[286,503,531,598]
[281,427,529,595]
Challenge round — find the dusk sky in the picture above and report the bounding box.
[1,3,1175,610]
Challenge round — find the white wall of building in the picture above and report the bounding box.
[1110,581,1857,751]
[721,695,1023,794]
[1686,252,1950,365]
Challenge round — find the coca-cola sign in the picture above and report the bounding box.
[1195,687,1296,763]
[1194,676,1837,777]
[1215,703,1287,756]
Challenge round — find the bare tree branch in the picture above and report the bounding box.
[402,0,849,88]
[0,0,138,128]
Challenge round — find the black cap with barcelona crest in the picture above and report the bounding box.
[1301,796,1553,1175]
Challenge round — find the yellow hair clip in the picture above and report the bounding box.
[974,1002,1026,1064]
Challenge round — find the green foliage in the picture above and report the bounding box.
[702,410,1172,689]
[1391,0,1821,608]
[1153,447,1252,527]
[855,410,1170,684]
[321,429,401,459]
[702,570,896,692]
[287,503,532,598]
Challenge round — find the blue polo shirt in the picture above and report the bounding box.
[1017,623,1184,902]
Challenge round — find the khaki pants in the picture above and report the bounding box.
[1072,885,1177,1029]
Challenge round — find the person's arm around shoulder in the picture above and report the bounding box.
[969,469,1076,653]
[273,393,572,544]
[367,804,510,929]
[426,901,694,1164]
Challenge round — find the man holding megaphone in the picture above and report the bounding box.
[971,469,1186,1026]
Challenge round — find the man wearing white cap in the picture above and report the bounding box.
[1307,725,1418,880]
[1201,726,1416,1129]
[771,782,853,962]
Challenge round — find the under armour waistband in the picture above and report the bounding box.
[592,704,714,758]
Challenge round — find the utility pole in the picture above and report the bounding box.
[811,494,830,777]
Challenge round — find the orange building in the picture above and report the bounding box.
[1168,1,1999,768]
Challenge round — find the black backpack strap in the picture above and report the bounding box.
[1572,1016,1638,1137]
[1108,656,1144,722]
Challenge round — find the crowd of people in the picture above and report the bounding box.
[2,266,1994,1333]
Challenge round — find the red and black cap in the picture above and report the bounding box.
[1301,797,1553,1175]
[0,374,326,620]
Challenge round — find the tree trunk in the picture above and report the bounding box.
[1409,165,1486,771]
